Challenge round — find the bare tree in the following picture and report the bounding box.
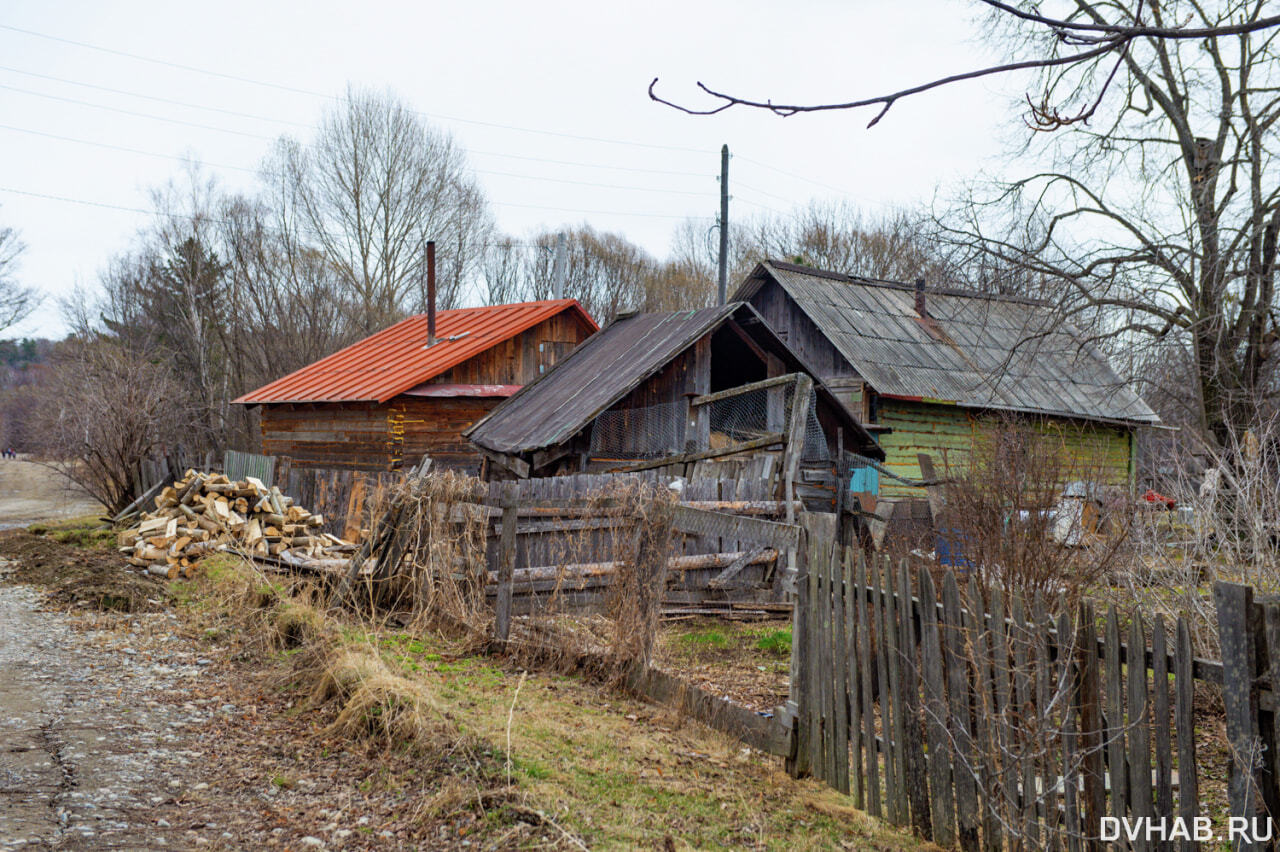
[935,1,1280,447]
[670,202,954,289]
[650,1,1280,128]
[478,226,711,322]
[0,221,39,333]
[654,1,1280,447]
[271,87,492,334]
[34,338,191,515]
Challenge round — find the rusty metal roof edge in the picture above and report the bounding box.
[233,299,596,406]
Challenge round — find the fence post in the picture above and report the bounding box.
[630,486,676,666]
[786,521,810,778]
[494,482,519,643]
[1214,581,1267,852]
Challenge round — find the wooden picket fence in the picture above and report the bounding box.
[792,524,1280,851]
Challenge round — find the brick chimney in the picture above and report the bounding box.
[914,277,927,317]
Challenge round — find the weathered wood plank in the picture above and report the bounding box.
[1034,596,1060,852]
[817,538,836,784]
[1060,609,1081,852]
[901,560,933,841]
[1151,615,1172,852]
[1012,593,1039,850]
[919,566,955,846]
[1173,617,1198,852]
[883,558,909,825]
[1104,607,1128,849]
[1214,582,1262,852]
[845,548,864,808]
[1078,601,1106,852]
[993,586,1018,848]
[626,666,791,756]
[1258,602,1280,838]
[671,505,801,551]
[607,433,786,473]
[859,554,882,817]
[875,555,900,821]
[965,581,998,852]
[689,372,799,407]
[1127,614,1153,852]
[493,483,520,642]
[831,546,851,794]
[942,572,979,852]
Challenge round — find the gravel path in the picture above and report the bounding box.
[0,562,226,850]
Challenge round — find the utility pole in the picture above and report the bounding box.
[717,144,729,306]
[551,231,568,300]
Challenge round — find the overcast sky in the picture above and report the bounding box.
[0,0,1018,339]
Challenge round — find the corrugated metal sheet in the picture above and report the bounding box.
[736,261,1160,426]
[465,302,883,459]
[234,300,596,405]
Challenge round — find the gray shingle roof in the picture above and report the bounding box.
[465,301,883,458]
[737,261,1160,426]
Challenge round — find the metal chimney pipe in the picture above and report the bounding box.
[914,277,926,317]
[427,240,437,346]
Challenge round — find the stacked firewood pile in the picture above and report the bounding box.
[117,471,355,578]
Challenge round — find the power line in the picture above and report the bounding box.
[492,200,709,220]
[475,167,708,196]
[0,26,887,209]
[0,22,710,154]
[0,64,312,128]
[0,123,713,197]
[0,83,277,140]
[0,123,259,174]
[466,149,710,178]
[0,63,717,180]
[1,185,711,224]
[734,155,854,196]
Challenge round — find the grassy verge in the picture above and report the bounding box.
[169,555,930,850]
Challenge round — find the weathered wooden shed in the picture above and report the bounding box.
[465,302,884,513]
[234,300,597,473]
[734,261,1161,501]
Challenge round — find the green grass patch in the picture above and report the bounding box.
[680,628,730,648]
[29,516,114,550]
[754,628,792,656]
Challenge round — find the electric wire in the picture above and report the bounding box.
[0,22,711,154]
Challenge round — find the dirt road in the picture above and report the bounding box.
[0,461,100,528]
[0,570,216,850]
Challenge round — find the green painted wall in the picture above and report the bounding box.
[873,399,1134,498]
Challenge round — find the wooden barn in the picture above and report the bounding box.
[734,261,1161,504]
[234,300,597,473]
[465,302,884,514]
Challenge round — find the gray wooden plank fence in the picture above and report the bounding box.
[792,527,1280,851]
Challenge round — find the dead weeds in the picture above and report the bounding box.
[0,528,166,612]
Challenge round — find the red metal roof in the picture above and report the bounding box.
[234,300,596,405]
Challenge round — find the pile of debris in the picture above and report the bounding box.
[117,471,355,578]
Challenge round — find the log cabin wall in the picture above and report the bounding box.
[255,313,592,474]
[426,311,589,386]
[259,397,503,474]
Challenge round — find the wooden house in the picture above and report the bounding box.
[465,302,884,513]
[234,300,597,473]
[734,261,1161,503]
